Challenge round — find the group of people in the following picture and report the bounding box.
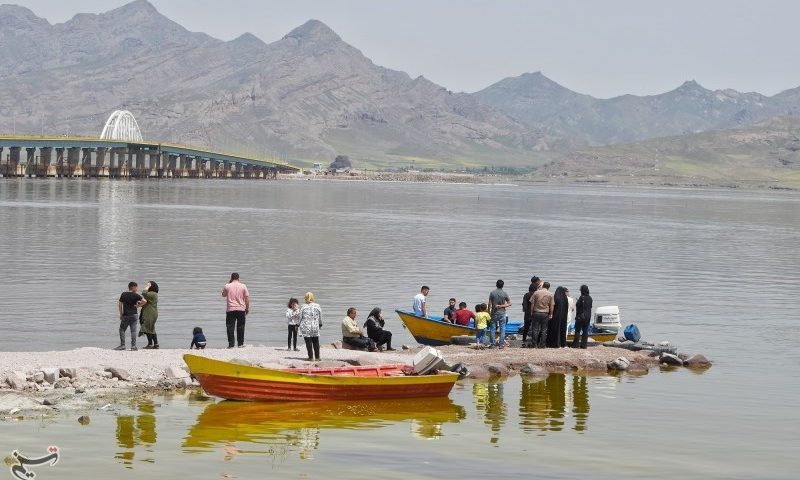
[284,292,394,361]
[412,276,594,349]
[116,280,160,351]
[116,272,394,363]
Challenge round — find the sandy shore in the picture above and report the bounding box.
[0,343,704,415]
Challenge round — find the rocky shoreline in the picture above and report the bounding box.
[0,344,711,416]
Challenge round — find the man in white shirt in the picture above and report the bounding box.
[413,286,429,317]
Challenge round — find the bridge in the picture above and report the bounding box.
[0,110,298,179]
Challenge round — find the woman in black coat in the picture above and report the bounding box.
[548,286,569,348]
[364,307,394,351]
[571,285,593,349]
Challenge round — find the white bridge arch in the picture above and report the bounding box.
[100,110,143,142]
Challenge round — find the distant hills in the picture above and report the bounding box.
[475,72,800,146]
[1,0,799,186]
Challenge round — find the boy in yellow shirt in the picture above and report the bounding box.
[475,303,491,346]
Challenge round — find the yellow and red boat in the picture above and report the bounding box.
[183,354,458,402]
[396,309,618,345]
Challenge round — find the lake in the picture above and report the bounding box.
[0,179,798,478]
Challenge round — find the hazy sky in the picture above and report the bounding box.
[11,0,800,98]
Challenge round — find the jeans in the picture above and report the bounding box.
[522,314,532,343]
[490,313,506,345]
[226,310,246,347]
[304,336,320,360]
[287,324,298,349]
[119,315,138,347]
[476,328,486,345]
[571,319,590,349]
[530,312,549,348]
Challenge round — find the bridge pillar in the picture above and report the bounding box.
[54,148,65,177]
[166,154,177,178]
[9,146,21,177]
[0,147,4,177]
[66,147,80,177]
[39,147,52,177]
[178,154,188,177]
[95,147,107,177]
[81,148,93,177]
[134,149,146,177]
[24,147,36,177]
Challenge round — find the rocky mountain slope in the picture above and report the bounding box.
[1,0,798,173]
[475,72,800,146]
[0,1,556,167]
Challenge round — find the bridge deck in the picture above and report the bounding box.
[0,135,297,172]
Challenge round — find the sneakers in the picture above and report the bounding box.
[130,346,138,351]
[386,347,396,351]
[143,345,154,350]
[152,344,159,349]
[113,345,126,351]
[293,348,300,352]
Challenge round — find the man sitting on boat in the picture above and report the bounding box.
[341,307,377,351]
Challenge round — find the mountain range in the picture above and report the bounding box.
[1,0,799,185]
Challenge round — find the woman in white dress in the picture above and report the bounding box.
[566,287,577,348]
[298,292,322,361]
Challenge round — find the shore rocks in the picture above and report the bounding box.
[607,356,631,371]
[401,345,411,350]
[485,363,509,376]
[59,368,78,379]
[465,365,492,380]
[519,363,548,376]
[5,371,27,391]
[41,368,59,384]
[165,366,190,380]
[685,354,711,368]
[659,353,684,366]
[53,378,71,389]
[105,367,131,381]
[31,372,45,383]
[78,415,90,425]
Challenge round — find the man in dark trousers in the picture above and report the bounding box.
[116,281,145,351]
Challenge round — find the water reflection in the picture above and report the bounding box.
[518,374,590,434]
[115,400,157,467]
[472,382,506,444]
[183,397,466,462]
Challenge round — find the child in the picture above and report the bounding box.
[190,327,207,349]
[475,303,491,346]
[286,297,300,351]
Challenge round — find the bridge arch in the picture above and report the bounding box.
[100,110,143,142]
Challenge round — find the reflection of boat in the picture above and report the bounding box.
[396,309,522,346]
[183,397,466,449]
[398,308,618,346]
[184,354,458,401]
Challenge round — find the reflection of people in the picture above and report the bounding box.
[341,307,375,351]
[298,292,322,361]
[116,282,144,351]
[364,307,394,351]
[519,373,575,433]
[140,281,160,349]
[222,273,249,348]
[572,375,590,432]
[473,381,506,443]
[413,286,429,317]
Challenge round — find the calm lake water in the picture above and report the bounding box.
[1,179,798,478]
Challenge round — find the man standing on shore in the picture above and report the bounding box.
[222,273,250,348]
[530,281,554,348]
[413,286,429,317]
[116,282,145,351]
[488,279,512,348]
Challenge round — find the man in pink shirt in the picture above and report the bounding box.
[222,272,250,348]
